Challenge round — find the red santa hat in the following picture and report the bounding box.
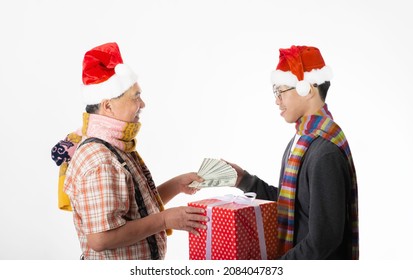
[81,42,138,105]
[271,45,333,96]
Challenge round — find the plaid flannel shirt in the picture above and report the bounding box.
[64,142,166,259]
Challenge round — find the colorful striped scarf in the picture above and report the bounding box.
[277,104,359,259]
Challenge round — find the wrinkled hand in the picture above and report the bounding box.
[221,159,244,187]
[174,172,204,195]
[163,206,207,236]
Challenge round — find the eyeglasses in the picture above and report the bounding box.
[273,85,295,100]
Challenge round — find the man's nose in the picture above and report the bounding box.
[275,96,281,106]
[139,98,146,109]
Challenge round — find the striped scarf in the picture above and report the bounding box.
[277,104,359,259]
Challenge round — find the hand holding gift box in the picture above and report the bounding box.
[188,193,279,260]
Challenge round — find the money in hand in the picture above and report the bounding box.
[189,158,237,188]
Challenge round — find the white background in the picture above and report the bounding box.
[0,0,412,261]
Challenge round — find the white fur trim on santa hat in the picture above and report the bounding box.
[271,70,298,87]
[303,66,333,85]
[271,65,333,87]
[81,64,138,105]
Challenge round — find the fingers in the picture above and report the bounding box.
[188,228,202,237]
[185,187,199,195]
[185,220,207,237]
[185,208,208,236]
[220,159,244,187]
[185,206,206,214]
[185,207,209,223]
[194,175,204,183]
[164,206,209,236]
[177,207,208,236]
[189,213,209,223]
[187,172,204,183]
[221,158,238,168]
[221,158,230,164]
[184,224,204,236]
[221,158,241,172]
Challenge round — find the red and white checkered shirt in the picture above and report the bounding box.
[64,142,167,259]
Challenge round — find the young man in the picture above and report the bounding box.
[53,42,207,260]
[228,45,359,259]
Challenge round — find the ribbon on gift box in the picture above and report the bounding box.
[205,192,267,260]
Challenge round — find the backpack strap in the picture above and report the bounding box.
[79,137,160,260]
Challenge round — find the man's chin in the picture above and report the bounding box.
[283,116,296,124]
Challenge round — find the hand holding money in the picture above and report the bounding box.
[189,158,237,188]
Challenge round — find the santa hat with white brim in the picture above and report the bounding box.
[81,42,138,105]
[271,45,333,96]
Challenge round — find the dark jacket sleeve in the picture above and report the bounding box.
[237,171,279,201]
[280,146,351,260]
[237,137,293,201]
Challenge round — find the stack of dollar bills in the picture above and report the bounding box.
[189,158,237,188]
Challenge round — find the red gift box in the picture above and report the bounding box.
[188,194,279,260]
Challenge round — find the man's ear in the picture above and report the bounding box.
[99,99,113,115]
[306,84,318,100]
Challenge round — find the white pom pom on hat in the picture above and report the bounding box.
[270,45,333,97]
[296,81,311,96]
